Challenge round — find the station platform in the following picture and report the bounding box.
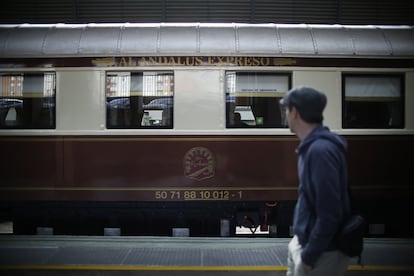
[0,235,413,276]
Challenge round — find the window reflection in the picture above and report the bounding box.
[0,73,56,129]
[106,72,174,129]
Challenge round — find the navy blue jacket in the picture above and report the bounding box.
[293,125,351,267]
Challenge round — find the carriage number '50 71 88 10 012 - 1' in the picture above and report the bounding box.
[154,190,243,200]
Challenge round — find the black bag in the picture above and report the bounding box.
[336,214,365,261]
[303,185,365,264]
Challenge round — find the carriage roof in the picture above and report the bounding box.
[0,23,413,58]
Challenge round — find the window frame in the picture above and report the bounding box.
[225,71,291,129]
[0,72,56,129]
[342,73,405,129]
[105,71,174,129]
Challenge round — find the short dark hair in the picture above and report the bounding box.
[280,86,327,123]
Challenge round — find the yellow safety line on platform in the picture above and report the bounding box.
[1,265,414,271]
[348,265,414,271]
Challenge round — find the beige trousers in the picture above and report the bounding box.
[287,236,350,276]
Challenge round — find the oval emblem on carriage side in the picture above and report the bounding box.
[184,147,215,181]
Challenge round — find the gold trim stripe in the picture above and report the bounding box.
[0,137,298,142]
[1,135,413,143]
[0,187,298,192]
[1,186,412,192]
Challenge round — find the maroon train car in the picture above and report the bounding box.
[1,23,414,236]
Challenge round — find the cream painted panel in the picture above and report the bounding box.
[292,70,341,130]
[174,70,223,130]
[57,71,103,131]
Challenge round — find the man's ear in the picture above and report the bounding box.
[291,106,300,119]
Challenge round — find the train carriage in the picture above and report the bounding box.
[0,23,413,236]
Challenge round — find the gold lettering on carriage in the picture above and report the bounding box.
[91,56,296,67]
[184,147,215,181]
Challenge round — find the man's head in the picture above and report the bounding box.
[280,86,327,124]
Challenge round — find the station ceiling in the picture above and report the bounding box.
[1,0,413,25]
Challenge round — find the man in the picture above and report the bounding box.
[232,112,248,127]
[280,86,351,276]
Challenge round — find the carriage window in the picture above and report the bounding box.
[226,72,290,128]
[0,73,56,129]
[106,71,173,129]
[343,74,404,129]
